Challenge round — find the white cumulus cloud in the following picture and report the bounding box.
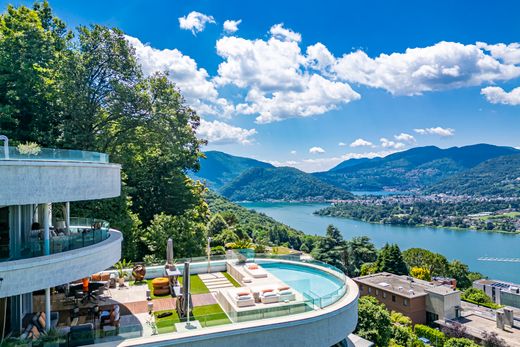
[309,146,325,154]
[223,19,242,34]
[269,23,301,42]
[334,41,520,95]
[179,11,215,35]
[414,127,455,137]
[126,35,235,117]
[380,138,405,149]
[338,142,347,147]
[197,119,256,145]
[481,86,520,106]
[477,42,520,65]
[350,138,374,148]
[394,133,416,143]
[215,32,359,123]
[290,150,297,154]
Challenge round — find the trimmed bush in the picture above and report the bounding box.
[414,324,445,347]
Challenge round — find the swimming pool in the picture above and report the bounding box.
[260,262,345,303]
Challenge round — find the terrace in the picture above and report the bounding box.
[34,253,358,346]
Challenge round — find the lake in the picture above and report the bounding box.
[239,202,520,283]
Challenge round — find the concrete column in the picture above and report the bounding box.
[44,288,51,332]
[65,202,70,234]
[43,203,50,255]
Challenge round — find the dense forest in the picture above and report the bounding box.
[315,199,520,232]
[313,144,518,191]
[220,166,353,201]
[427,154,520,197]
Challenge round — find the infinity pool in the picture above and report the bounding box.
[261,262,344,300]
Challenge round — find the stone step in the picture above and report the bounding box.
[204,279,231,284]
[206,283,234,289]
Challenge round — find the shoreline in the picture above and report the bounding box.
[313,211,520,235]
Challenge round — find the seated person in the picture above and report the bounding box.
[100,305,120,328]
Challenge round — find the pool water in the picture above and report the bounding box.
[261,262,344,300]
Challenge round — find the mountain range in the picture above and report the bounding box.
[192,144,520,201]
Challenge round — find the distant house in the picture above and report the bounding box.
[474,279,520,309]
[354,272,461,324]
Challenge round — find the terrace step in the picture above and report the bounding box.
[199,272,236,293]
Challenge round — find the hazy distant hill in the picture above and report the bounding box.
[314,144,519,191]
[427,153,520,197]
[191,151,273,189]
[220,167,354,201]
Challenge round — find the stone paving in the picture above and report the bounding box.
[199,272,235,293]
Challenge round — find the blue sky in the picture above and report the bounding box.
[3,0,520,171]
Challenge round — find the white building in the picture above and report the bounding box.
[0,141,123,336]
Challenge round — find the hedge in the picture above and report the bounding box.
[461,298,501,310]
[414,324,445,347]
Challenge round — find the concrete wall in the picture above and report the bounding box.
[0,230,122,298]
[0,161,121,205]
[424,290,460,320]
[95,277,359,347]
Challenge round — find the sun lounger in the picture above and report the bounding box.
[229,288,255,307]
[244,264,268,278]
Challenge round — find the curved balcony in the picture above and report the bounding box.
[0,146,120,205]
[0,225,122,298]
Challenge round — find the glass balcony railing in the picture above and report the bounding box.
[0,218,110,262]
[0,146,109,163]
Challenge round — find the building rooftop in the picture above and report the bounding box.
[475,278,520,293]
[354,272,458,298]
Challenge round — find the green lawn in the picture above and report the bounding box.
[178,275,210,294]
[153,304,230,334]
[142,274,210,299]
[154,310,180,334]
[193,304,231,327]
[222,272,241,287]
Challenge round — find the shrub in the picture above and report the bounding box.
[414,324,445,347]
[444,337,479,347]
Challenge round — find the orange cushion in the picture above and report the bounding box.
[100,272,110,281]
[278,286,290,291]
[237,291,250,296]
[248,264,259,270]
[261,288,273,293]
[38,315,45,329]
[151,277,169,287]
[91,273,101,281]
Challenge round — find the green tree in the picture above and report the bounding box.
[448,260,472,289]
[402,248,449,276]
[360,262,377,276]
[140,208,208,259]
[376,243,408,275]
[355,296,392,347]
[208,214,229,237]
[461,288,493,305]
[312,225,345,271]
[0,1,69,146]
[339,236,378,277]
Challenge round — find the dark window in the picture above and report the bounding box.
[382,292,387,299]
[404,298,409,306]
[375,289,379,296]
[392,295,396,302]
[359,284,364,291]
[368,287,372,294]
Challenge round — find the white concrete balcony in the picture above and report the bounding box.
[0,146,121,205]
[0,229,122,298]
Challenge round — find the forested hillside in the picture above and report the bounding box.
[191,151,273,189]
[427,154,520,197]
[314,144,519,191]
[220,167,354,201]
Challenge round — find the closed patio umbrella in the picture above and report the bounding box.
[166,238,173,266]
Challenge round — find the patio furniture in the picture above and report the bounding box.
[151,277,170,296]
[260,291,279,304]
[20,311,60,339]
[132,264,146,282]
[229,288,255,307]
[164,266,181,297]
[244,264,268,278]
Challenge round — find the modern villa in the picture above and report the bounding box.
[0,140,362,347]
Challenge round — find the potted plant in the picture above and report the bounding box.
[115,259,133,286]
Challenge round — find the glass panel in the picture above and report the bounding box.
[0,218,110,262]
[0,146,109,163]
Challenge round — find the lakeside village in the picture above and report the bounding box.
[326,194,520,232]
